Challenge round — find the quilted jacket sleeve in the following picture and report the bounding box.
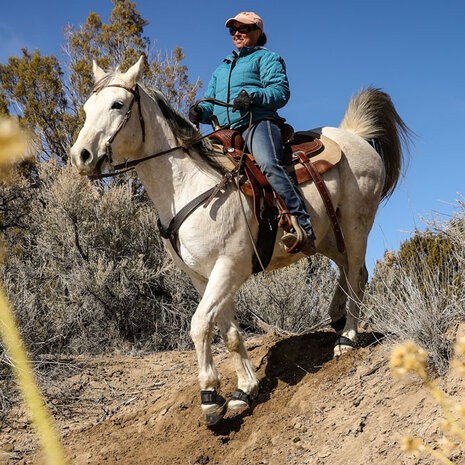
[198,71,217,124]
[244,52,290,110]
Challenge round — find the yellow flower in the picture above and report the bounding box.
[454,336,465,356]
[0,117,27,165]
[440,419,451,433]
[401,435,424,453]
[390,340,428,380]
[439,436,457,454]
[451,360,465,377]
[456,404,465,418]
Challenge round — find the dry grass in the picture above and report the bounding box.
[235,255,337,335]
[1,160,198,357]
[366,197,465,374]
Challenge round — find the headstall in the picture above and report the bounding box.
[87,91,245,180]
[93,83,146,166]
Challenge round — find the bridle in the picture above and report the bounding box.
[90,82,192,179]
[89,84,248,180]
[97,83,146,166]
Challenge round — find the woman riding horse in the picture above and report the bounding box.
[189,11,316,254]
[71,50,410,427]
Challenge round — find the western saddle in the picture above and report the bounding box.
[207,124,345,272]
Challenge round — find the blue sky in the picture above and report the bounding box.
[1,1,464,274]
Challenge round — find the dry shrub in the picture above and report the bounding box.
[236,255,337,335]
[366,197,465,374]
[1,160,198,356]
[1,159,340,360]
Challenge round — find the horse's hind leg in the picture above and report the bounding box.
[334,251,369,356]
[328,267,349,331]
[189,259,249,425]
[217,305,259,411]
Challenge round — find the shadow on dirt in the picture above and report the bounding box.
[257,330,384,406]
[208,412,250,436]
[209,330,384,436]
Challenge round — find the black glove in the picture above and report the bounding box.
[188,104,202,125]
[232,90,252,112]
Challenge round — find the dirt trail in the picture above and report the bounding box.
[2,331,465,465]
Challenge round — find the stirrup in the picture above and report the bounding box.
[281,216,316,255]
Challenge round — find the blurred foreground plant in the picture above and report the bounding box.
[0,115,67,464]
[0,116,27,164]
[390,339,465,464]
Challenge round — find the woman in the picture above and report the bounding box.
[189,11,315,254]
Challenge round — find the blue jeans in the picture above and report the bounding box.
[242,119,313,236]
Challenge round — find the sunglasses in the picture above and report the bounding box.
[229,24,259,36]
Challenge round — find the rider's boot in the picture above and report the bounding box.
[281,215,316,255]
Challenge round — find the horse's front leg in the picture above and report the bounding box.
[189,258,249,426]
[217,303,259,411]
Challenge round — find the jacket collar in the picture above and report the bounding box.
[231,46,267,59]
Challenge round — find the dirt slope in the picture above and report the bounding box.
[3,331,465,465]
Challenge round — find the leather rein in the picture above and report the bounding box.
[89,85,243,180]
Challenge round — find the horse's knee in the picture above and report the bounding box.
[223,326,243,353]
[190,313,213,345]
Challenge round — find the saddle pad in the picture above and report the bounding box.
[294,130,341,166]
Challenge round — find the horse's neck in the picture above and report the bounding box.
[135,115,220,225]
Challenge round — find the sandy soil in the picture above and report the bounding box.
[2,330,465,465]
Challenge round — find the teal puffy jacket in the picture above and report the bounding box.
[198,46,290,129]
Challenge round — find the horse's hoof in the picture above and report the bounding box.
[333,335,355,357]
[334,344,353,357]
[201,390,227,426]
[204,403,227,426]
[228,389,252,411]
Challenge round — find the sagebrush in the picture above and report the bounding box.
[1,160,337,361]
[1,161,198,356]
[366,198,465,374]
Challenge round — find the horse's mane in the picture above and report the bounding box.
[93,72,224,173]
[143,86,225,174]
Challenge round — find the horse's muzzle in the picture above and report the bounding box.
[70,142,104,176]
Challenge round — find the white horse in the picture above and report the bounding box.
[70,57,410,425]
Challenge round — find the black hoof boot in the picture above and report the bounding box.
[228,389,252,411]
[334,335,356,356]
[201,390,227,426]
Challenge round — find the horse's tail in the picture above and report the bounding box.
[339,86,412,200]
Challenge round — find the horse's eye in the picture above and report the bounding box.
[111,101,124,110]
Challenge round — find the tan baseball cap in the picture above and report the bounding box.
[225,12,263,31]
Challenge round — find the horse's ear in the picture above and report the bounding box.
[125,56,145,87]
[92,60,106,83]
